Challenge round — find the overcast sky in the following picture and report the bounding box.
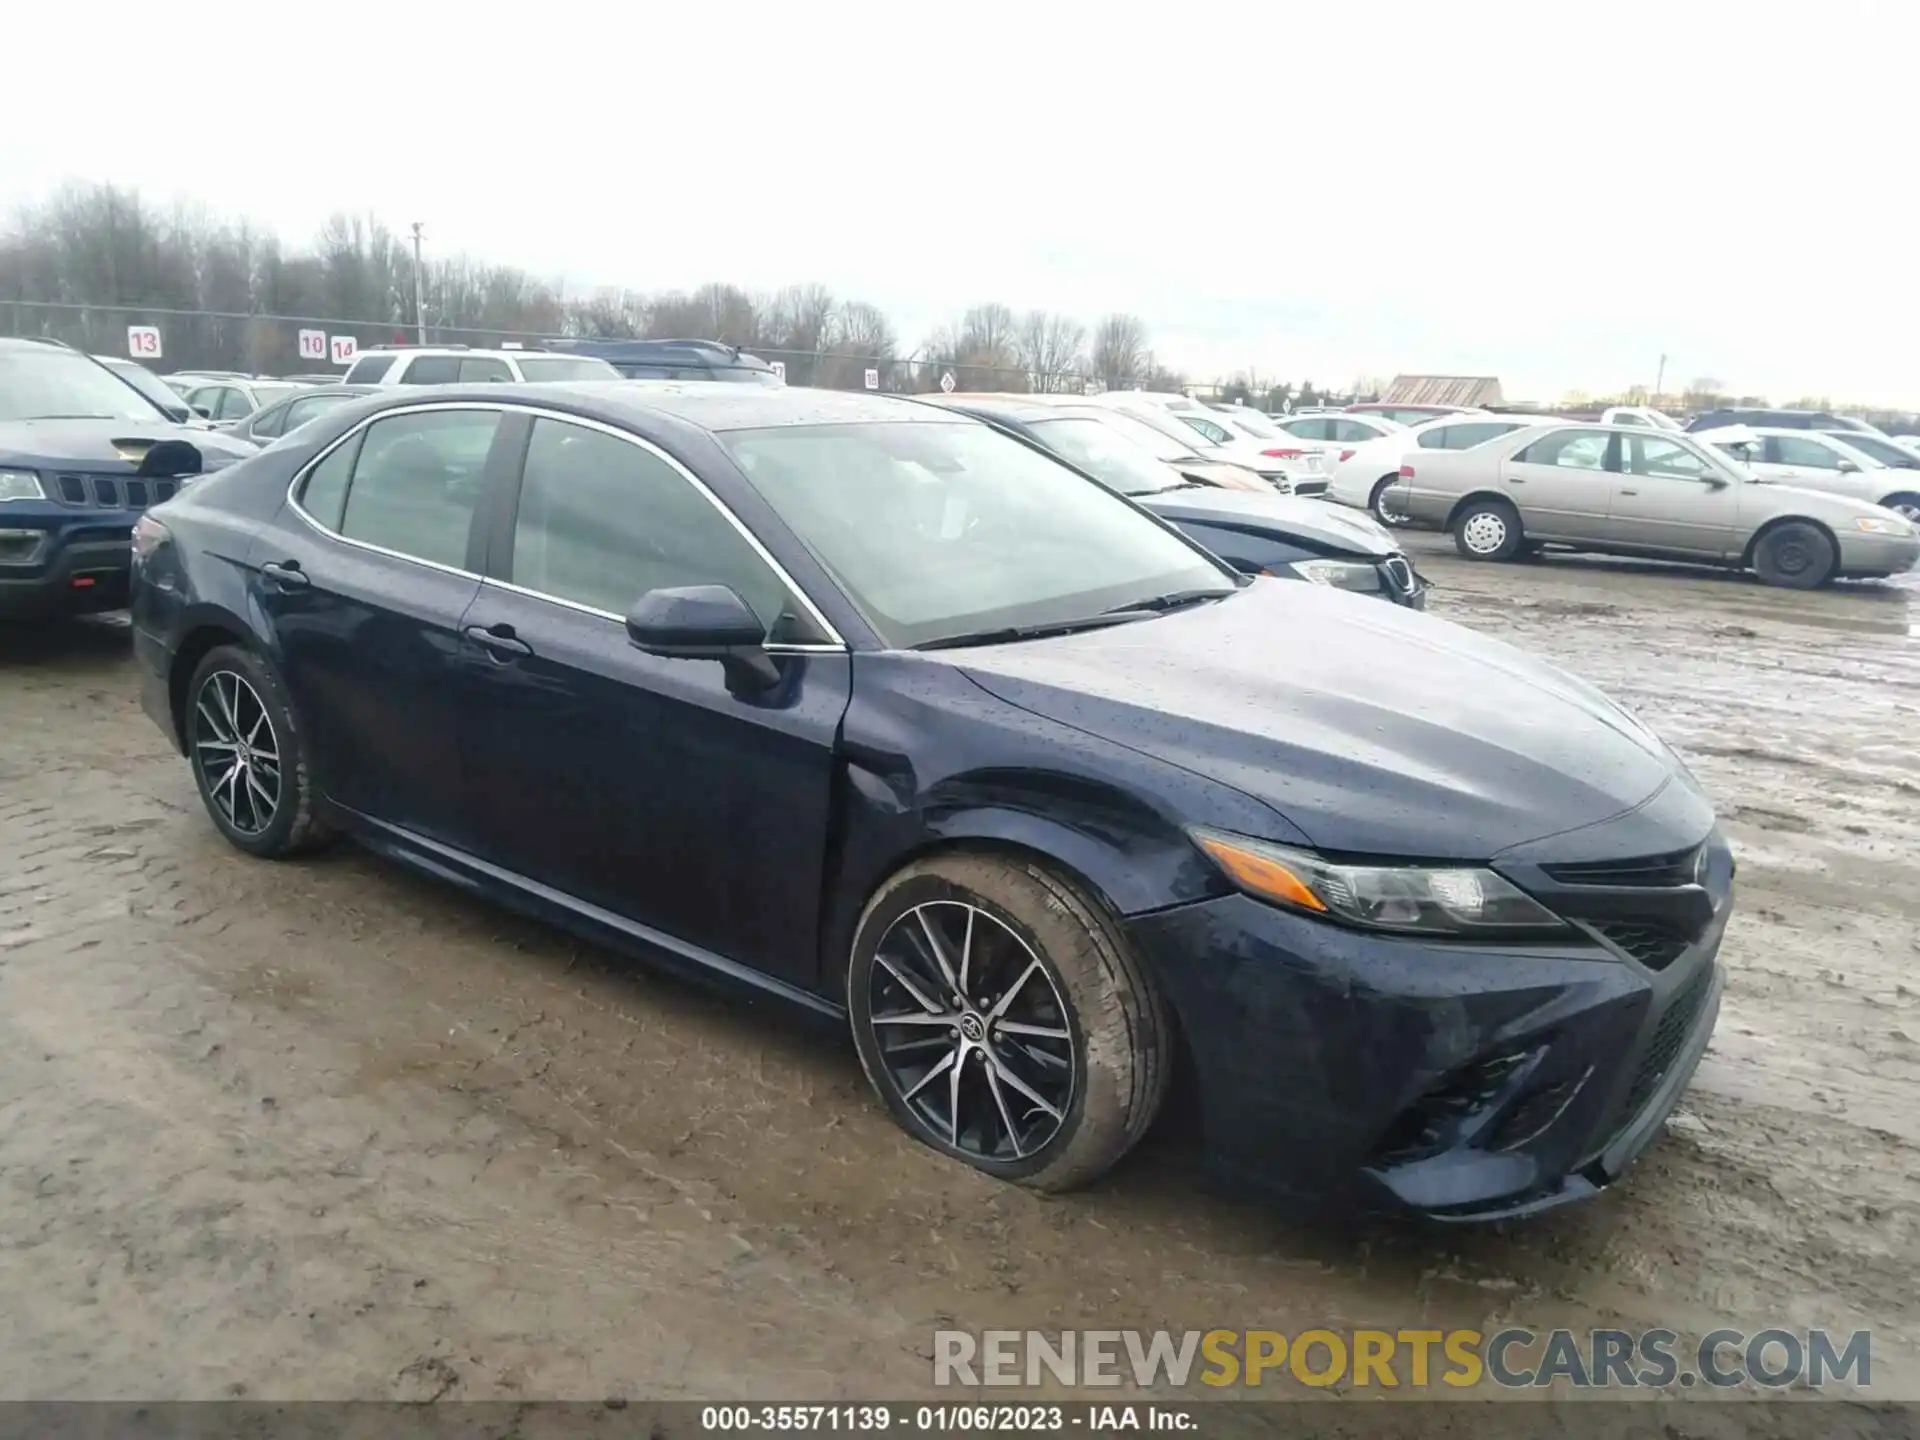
[6,1,1917,404]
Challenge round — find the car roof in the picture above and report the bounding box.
[920,393,1057,423]
[361,380,963,433]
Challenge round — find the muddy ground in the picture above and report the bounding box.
[2,541,1917,1410]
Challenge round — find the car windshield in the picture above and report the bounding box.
[100,359,189,416]
[1113,403,1223,452]
[1074,408,1197,462]
[1220,410,1281,439]
[0,349,172,422]
[513,356,621,381]
[721,420,1233,649]
[1028,417,1184,496]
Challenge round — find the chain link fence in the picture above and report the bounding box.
[2,300,1104,397]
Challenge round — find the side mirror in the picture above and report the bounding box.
[191,404,213,419]
[1836,459,1860,473]
[625,584,780,691]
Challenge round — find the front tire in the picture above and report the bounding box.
[185,644,328,858]
[847,853,1170,1193]
[1452,497,1524,561]
[1751,521,1836,590]
[1368,475,1408,526]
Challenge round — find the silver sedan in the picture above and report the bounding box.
[1389,422,1919,588]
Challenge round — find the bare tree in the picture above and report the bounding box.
[1090,313,1148,389]
[1016,310,1086,392]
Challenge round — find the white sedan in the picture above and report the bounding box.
[1326,413,1544,523]
[1695,426,1920,520]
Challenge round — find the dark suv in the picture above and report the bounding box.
[547,337,784,383]
[0,338,254,618]
[1684,407,1881,435]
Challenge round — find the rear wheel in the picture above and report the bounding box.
[1751,521,1836,590]
[1452,497,1524,562]
[847,853,1170,1193]
[186,645,329,858]
[1879,491,1920,521]
[1368,475,1409,526]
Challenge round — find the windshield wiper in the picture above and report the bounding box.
[1100,587,1235,616]
[915,611,1157,651]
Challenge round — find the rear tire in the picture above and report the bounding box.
[185,644,330,858]
[1879,491,1920,522]
[847,853,1170,1193]
[1452,498,1524,562]
[1751,521,1836,590]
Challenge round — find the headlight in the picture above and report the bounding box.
[1289,558,1383,593]
[1857,515,1913,535]
[1192,829,1568,937]
[0,468,45,503]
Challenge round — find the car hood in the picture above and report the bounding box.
[1172,458,1270,493]
[954,579,1687,859]
[1746,478,1910,520]
[1140,486,1399,557]
[0,419,255,472]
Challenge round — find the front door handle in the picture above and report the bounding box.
[1506,475,1526,484]
[463,623,533,661]
[260,560,309,591]
[1619,487,1639,496]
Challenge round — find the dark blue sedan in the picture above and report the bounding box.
[129,382,1730,1220]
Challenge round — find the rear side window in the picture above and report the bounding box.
[508,417,801,633]
[1283,418,1330,440]
[1330,419,1380,442]
[296,432,362,531]
[343,354,395,383]
[250,404,289,439]
[335,410,502,568]
[283,394,351,430]
[399,356,462,385]
[1516,430,1611,470]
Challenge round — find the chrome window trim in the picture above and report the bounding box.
[284,399,848,650]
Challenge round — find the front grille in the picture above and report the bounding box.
[1543,845,1701,888]
[49,473,176,512]
[1621,966,1713,1120]
[1591,920,1690,970]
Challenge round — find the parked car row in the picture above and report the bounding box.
[125,377,1735,1224]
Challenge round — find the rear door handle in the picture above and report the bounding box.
[259,560,309,591]
[463,623,533,661]
[1619,487,1639,496]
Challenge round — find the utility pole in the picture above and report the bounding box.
[410,222,426,344]
[1654,352,1667,403]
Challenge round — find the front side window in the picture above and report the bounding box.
[1029,417,1182,496]
[334,409,501,568]
[400,356,462,385]
[1611,412,1651,428]
[721,420,1232,650]
[220,389,258,420]
[1823,433,1911,467]
[1770,434,1843,469]
[1516,429,1610,470]
[1331,419,1383,443]
[459,358,513,383]
[512,356,621,381]
[509,418,806,633]
[1624,436,1716,480]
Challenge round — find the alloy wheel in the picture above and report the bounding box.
[1461,511,1508,554]
[193,670,282,836]
[865,901,1076,1162]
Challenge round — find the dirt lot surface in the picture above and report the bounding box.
[3,541,1917,1412]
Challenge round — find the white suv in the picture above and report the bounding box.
[341,346,620,386]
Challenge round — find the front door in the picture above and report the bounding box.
[1499,427,1617,541]
[1603,433,1745,558]
[251,404,508,846]
[457,414,851,990]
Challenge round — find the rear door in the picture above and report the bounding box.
[1604,434,1744,557]
[455,413,852,989]
[1498,428,1617,540]
[252,402,511,847]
